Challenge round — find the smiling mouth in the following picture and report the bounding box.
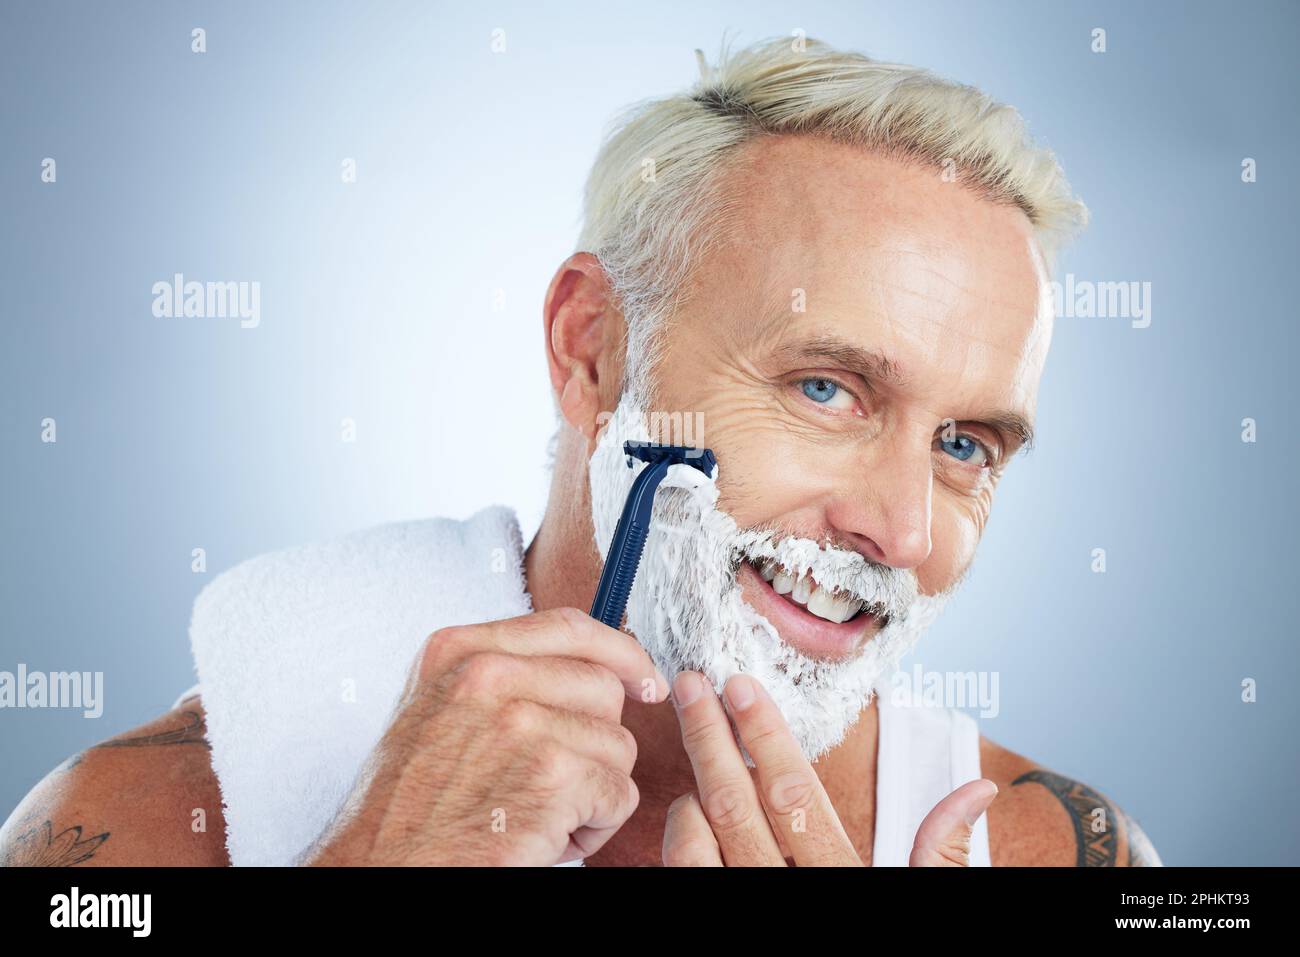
[741,557,887,626]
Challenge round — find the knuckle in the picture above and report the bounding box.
[699,783,755,833]
[938,836,971,866]
[449,652,509,702]
[554,606,587,628]
[619,723,638,760]
[611,722,638,768]
[763,769,818,817]
[529,740,572,789]
[498,698,542,738]
[680,719,715,753]
[914,833,971,868]
[589,662,626,704]
[421,625,468,675]
[545,606,586,639]
[606,767,636,811]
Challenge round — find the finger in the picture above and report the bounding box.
[444,651,636,722]
[499,751,638,865]
[672,671,785,866]
[507,609,670,702]
[498,698,638,774]
[552,771,642,864]
[560,755,640,835]
[424,607,671,703]
[722,674,861,866]
[662,793,723,866]
[909,778,998,867]
[528,751,641,865]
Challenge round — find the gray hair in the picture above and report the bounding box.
[575,35,1088,401]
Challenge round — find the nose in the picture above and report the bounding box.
[824,433,933,570]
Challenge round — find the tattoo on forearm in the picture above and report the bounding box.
[1,820,109,867]
[92,709,210,750]
[1012,769,1119,866]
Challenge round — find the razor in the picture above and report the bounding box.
[589,441,718,629]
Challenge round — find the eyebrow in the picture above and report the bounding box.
[769,334,1037,455]
[976,410,1036,455]
[770,336,908,386]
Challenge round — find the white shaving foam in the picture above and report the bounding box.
[589,391,953,763]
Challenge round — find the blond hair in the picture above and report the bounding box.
[576,35,1088,399]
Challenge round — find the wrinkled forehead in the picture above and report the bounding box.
[703,135,1053,407]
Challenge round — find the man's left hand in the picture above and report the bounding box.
[663,671,997,866]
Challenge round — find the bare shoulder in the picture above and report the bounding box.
[0,694,229,866]
[978,735,1162,867]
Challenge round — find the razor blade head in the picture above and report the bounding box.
[623,440,716,476]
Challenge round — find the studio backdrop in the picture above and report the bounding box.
[2,0,1297,866]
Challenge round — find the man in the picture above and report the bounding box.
[1,37,1159,867]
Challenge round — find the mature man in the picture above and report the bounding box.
[1,37,1159,867]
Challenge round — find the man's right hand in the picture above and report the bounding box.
[303,607,668,866]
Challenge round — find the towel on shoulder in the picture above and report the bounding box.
[189,506,533,866]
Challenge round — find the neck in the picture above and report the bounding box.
[520,473,881,865]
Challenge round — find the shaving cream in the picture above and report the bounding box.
[589,390,952,763]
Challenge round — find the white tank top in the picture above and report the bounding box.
[173,680,991,867]
[871,684,992,866]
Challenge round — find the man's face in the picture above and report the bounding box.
[647,135,1051,659]
[587,135,1052,760]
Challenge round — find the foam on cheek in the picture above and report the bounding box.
[587,389,950,764]
[660,461,720,502]
[658,454,902,603]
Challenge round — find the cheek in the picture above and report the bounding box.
[922,494,988,593]
[695,396,856,530]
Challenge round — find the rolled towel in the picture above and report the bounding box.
[189,506,533,866]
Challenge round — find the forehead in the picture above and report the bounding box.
[700,134,1052,408]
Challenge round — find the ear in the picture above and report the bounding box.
[542,252,623,446]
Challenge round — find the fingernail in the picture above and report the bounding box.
[672,671,703,708]
[725,674,757,712]
[964,782,998,826]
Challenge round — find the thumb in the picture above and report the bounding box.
[908,778,997,867]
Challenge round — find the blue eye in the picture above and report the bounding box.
[802,378,839,403]
[798,377,857,413]
[939,435,988,466]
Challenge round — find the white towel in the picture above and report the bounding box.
[189,505,533,866]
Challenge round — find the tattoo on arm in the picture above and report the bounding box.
[1,820,110,867]
[1012,769,1120,866]
[6,708,213,866]
[51,708,209,777]
[91,708,210,750]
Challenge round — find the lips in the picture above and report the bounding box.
[736,558,885,661]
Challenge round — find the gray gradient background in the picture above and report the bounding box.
[2,0,1296,865]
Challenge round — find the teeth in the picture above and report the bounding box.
[754,559,867,625]
[806,587,864,624]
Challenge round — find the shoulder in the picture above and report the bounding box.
[978,735,1161,867]
[0,695,230,866]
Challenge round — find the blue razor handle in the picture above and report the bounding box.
[589,441,717,629]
